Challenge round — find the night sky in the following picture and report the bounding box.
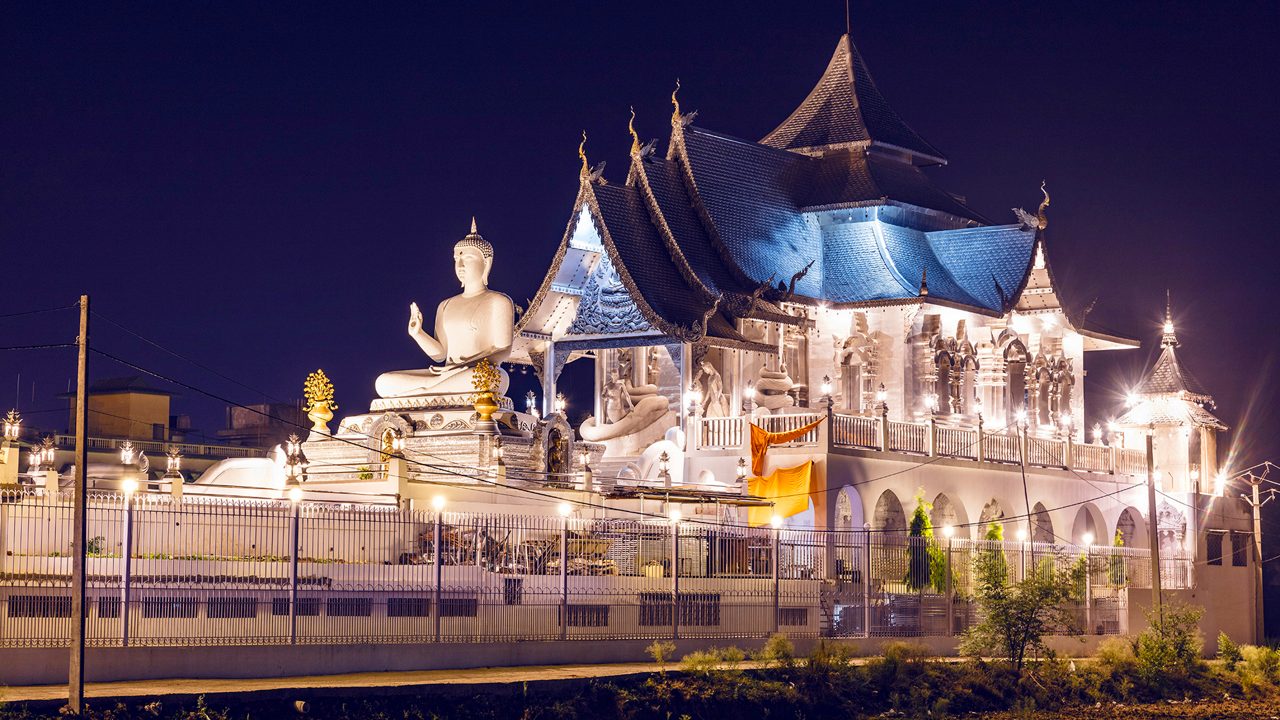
[3,3,1277,468]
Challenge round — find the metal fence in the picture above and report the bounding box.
[0,490,1187,647]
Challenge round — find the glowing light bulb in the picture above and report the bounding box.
[431,495,446,512]
[942,525,955,539]
[1082,532,1094,547]
[669,508,682,524]
[770,514,784,529]
[557,501,572,517]
[288,487,303,504]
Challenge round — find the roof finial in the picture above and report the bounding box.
[470,216,477,234]
[671,79,681,126]
[1036,180,1050,229]
[578,130,589,179]
[919,267,929,297]
[1162,289,1178,347]
[628,106,640,155]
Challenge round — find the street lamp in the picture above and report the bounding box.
[431,495,446,512]
[942,525,955,539]
[119,440,136,468]
[820,375,832,407]
[875,384,888,414]
[736,457,747,483]
[288,486,303,504]
[283,434,308,484]
[554,392,567,415]
[390,431,406,456]
[2,409,20,441]
[1082,532,1094,547]
[557,501,572,518]
[164,447,182,479]
[770,514,784,529]
[668,507,682,524]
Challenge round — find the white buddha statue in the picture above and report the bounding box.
[375,220,514,400]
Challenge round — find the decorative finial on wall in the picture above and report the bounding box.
[919,267,929,297]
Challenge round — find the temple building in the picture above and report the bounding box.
[15,34,1249,661]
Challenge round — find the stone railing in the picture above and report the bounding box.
[693,413,824,451]
[828,412,1146,477]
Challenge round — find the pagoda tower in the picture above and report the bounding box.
[1117,297,1227,494]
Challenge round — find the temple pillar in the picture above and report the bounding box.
[541,343,557,416]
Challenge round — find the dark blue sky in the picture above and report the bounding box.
[2,1,1277,471]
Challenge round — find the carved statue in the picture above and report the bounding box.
[375,221,515,399]
[602,371,634,424]
[699,360,729,417]
[755,364,796,411]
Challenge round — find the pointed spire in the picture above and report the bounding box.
[671,79,682,126]
[919,267,929,297]
[578,131,589,179]
[470,216,477,234]
[628,106,640,155]
[1036,180,1050,230]
[1162,290,1179,347]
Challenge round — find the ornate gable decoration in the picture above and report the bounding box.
[567,251,652,335]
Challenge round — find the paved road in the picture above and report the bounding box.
[1,662,684,703]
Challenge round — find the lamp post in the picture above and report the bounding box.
[736,457,747,486]
[820,375,832,410]
[119,464,138,647]
[558,501,571,640]
[526,390,540,421]
[432,494,446,643]
[554,392,567,415]
[658,451,671,489]
[2,409,19,442]
[875,384,889,452]
[288,485,302,644]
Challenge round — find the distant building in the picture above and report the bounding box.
[60,375,176,441]
[218,402,307,449]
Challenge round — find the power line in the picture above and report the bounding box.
[0,343,76,351]
[0,304,78,320]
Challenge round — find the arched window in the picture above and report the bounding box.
[1003,340,1028,425]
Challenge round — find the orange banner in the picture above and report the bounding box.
[747,460,814,527]
[749,416,825,476]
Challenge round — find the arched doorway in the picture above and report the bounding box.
[1071,503,1107,546]
[930,493,970,539]
[874,490,906,536]
[1116,507,1147,548]
[1032,502,1054,543]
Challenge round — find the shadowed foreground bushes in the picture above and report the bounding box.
[7,637,1278,720]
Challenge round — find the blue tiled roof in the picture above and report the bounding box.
[820,221,913,302]
[879,223,983,308]
[640,157,747,296]
[680,128,824,298]
[926,225,1037,312]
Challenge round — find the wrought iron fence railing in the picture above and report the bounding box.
[0,490,1187,647]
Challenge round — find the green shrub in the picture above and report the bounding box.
[680,649,721,676]
[1217,631,1242,669]
[1094,635,1136,670]
[756,633,794,668]
[646,639,676,674]
[1133,602,1203,688]
[717,645,746,671]
[1238,645,1280,691]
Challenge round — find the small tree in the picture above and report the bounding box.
[1108,529,1127,586]
[904,491,949,593]
[960,547,1085,673]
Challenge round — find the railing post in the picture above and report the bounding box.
[927,416,937,456]
[877,410,889,452]
[671,520,680,640]
[120,495,134,647]
[433,511,443,643]
[945,536,954,635]
[1084,546,1093,634]
[862,525,872,638]
[772,525,781,634]
[560,514,569,641]
[1064,435,1073,470]
[289,500,300,645]
[976,418,985,462]
[1109,444,1117,475]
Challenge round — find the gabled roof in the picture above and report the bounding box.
[800,150,986,222]
[1136,345,1214,402]
[761,34,946,165]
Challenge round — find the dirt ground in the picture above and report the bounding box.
[979,697,1280,719]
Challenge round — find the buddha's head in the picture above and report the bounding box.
[454,220,494,288]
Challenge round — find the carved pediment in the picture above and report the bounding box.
[567,252,652,335]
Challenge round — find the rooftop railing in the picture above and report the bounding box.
[694,412,1147,478]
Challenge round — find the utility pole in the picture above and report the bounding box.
[1241,472,1273,645]
[69,295,89,713]
[1145,428,1163,626]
